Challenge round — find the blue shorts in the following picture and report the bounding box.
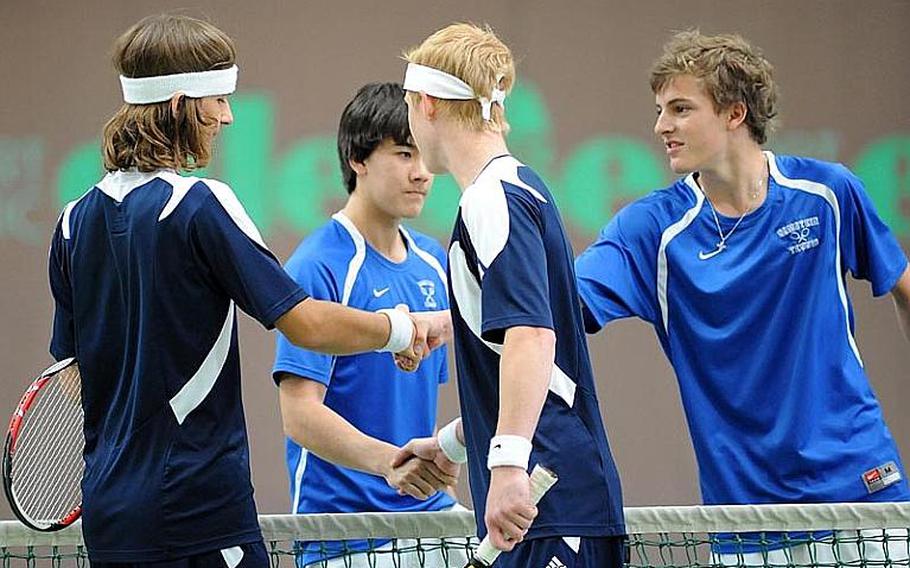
[496,535,626,568]
[90,541,268,568]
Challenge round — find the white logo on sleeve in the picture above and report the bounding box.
[373,287,390,298]
[417,279,437,308]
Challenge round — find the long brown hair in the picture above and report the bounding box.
[102,14,236,172]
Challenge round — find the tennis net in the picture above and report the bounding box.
[1,502,908,567]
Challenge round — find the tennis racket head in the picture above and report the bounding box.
[3,357,84,531]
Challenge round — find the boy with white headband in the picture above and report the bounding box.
[395,23,626,568]
[47,14,447,566]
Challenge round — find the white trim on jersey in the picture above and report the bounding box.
[220,546,244,568]
[157,172,200,221]
[331,212,368,306]
[61,200,81,241]
[460,156,548,269]
[657,175,705,334]
[400,226,448,295]
[291,447,309,513]
[765,151,863,366]
[97,170,162,203]
[562,536,581,553]
[60,187,96,240]
[169,301,235,424]
[460,179,510,269]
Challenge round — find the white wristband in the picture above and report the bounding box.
[438,419,467,464]
[376,308,415,353]
[487,435,532,470]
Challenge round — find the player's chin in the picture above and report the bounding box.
[668,157,694,175]
[398,198,426,218]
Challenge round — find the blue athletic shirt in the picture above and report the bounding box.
[449,155,625,541]
[273,212,455,564]
[575,152,909,518]
[48,170,308,562]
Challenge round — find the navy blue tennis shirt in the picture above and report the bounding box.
[448,155,625,541]
[48,170,307,562]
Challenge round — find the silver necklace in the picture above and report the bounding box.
[698,177,765,261]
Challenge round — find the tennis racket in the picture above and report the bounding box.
[465,464,559,567]
[3,357,84,531]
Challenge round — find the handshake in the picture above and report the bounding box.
[384,432,464,500]
[385,307,452,372]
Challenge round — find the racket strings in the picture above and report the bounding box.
[10,366,84,524]
[18,378,83,521]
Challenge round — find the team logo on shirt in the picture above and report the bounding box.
[417,279,437,308]
[776,216,820,255]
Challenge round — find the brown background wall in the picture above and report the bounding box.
[1,0,908,519]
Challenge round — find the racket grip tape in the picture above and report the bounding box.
[469,464,558,567]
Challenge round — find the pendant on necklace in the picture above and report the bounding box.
[698,240,727,261]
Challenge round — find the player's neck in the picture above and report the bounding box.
[697,145,768,217]
[341,198,407,263]
[443,128,510,191]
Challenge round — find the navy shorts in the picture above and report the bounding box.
[90,540,269,568]
[496,535,627,568]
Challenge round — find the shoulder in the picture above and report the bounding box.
[402,226,446,257]
[285,219,358,279]
[159,172,268,249]
[57,186,97,241]
[459,156,552,250]
[769,153,860,196]
[604,178,699,246]
[463,156,551,216]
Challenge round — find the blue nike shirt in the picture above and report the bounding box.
[576,151,909,513]
[273,213,455,564]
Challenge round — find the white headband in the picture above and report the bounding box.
[403,63,506,121]
[119,65,239,104]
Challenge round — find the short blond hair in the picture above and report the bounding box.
[404,23,515,134]
[650,30,778,144]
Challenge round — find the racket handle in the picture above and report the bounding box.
[470,464,559,567]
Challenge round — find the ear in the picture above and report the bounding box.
[349,158,367,177]
[420,92,438,120]
[727,101,748,131]
[169,92,186,119]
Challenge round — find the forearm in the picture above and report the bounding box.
[894,294,910,343]
[275,298,392,355]
[283,402,397,476]
[496,327,555,439]
[891,266,910,344]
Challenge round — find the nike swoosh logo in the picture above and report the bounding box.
[698,244,726,261]
[698,249,725,260]
[372,287,390,298]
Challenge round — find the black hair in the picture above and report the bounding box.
[337,82,412,194]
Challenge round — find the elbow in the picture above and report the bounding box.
[540,329,557,358]
[281,412,307,447]
[507,326,556,354]
[282,413,317,450]
[277,300,339,354]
